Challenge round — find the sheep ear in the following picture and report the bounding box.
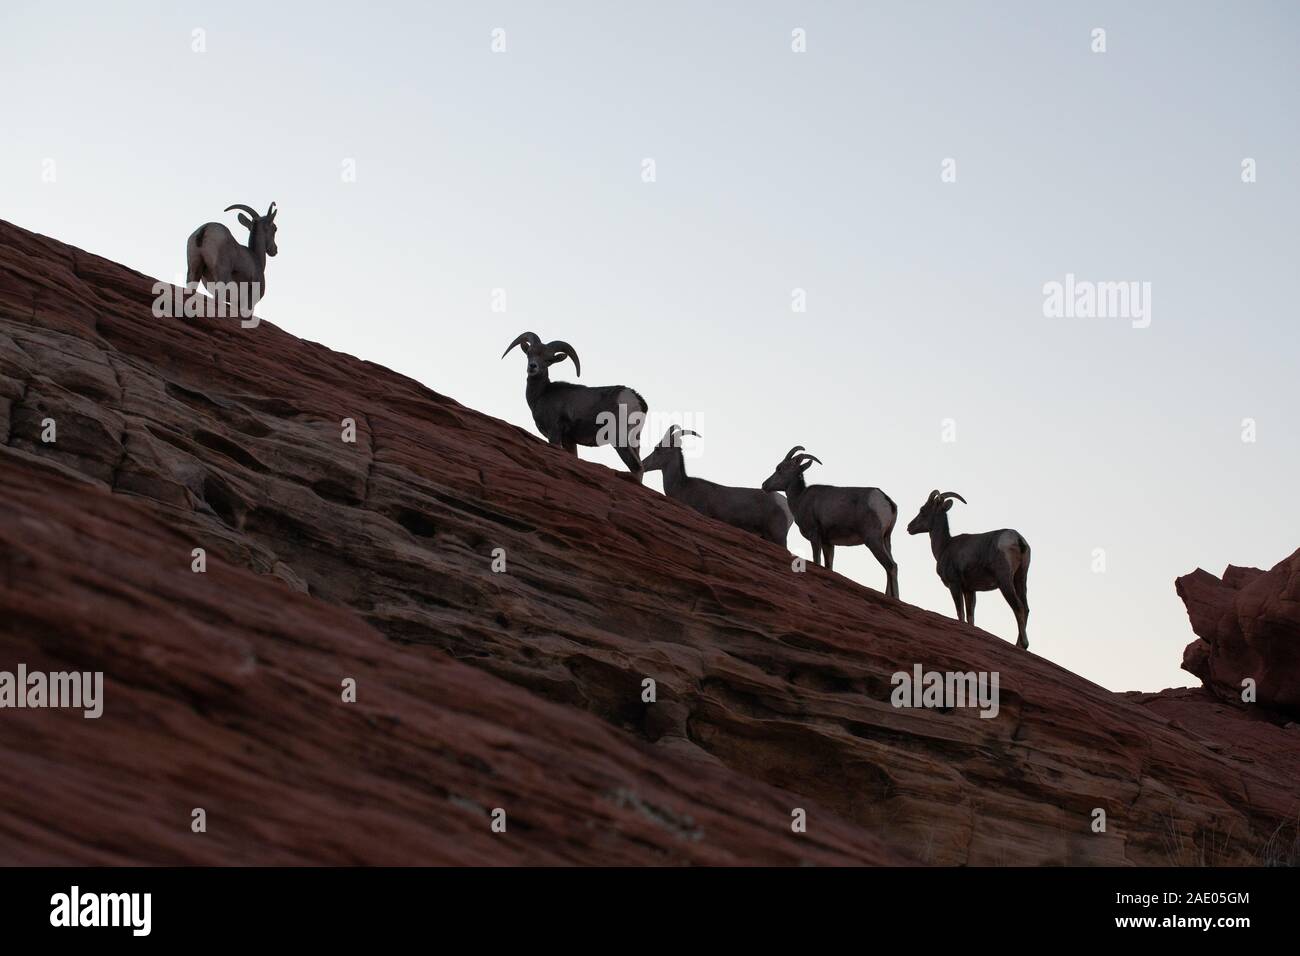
[238,214,253,229]
[943,499,954,512]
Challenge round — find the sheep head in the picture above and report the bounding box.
[761,445,821,492]
[501,332,580,379]
[641,425,700,472]
[226,202,279,256]
[907,490,966,534]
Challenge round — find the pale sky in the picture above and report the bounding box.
[3,0,1296,692]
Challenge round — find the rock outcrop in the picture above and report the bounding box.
[1176,553,1300,718]
[2,218,1298,865]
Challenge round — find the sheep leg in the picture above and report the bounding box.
[865,534,899,600]
[963,590,976,625]
[995,572,1028,649]
[613,443,644,483]
[1014,562,1030,648]
[884,528,899,599]
[810,541,822,566]
[544,427,574,454]
[224,282,245,317]
[822,542,835,571]
[948,584,965,622]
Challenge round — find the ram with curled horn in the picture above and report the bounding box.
[641,425,793,545]
[906,490,1031,648]
[760,445,899,597]
[185,201,279,318]
[500,331,648,479]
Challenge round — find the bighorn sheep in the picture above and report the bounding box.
[761,446,899,598]
[185,202,278,312]
[501,332,647,479]
[906,490,1030,649]
[642,426,794,546]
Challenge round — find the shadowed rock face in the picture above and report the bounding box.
[1177,554,1300,719]
[0,455,899,865]
[1,218,1298,865]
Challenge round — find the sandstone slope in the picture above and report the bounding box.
[1,218,1296,865]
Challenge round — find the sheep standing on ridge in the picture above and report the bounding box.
[906,490,1031,649]
[501,332,648,480]
[642,425,794,546]
[761,446,899,598]
[185,202,278,314]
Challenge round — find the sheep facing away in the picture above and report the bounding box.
[906,490,1031,648]
[501,332,648,480]
[641,425,794,546]
[761,446,899,598]
[185,202,278,315]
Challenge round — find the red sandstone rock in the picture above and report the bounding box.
[1,218,1298,865]
[1176,553,1300,717]
[0,455,899,865]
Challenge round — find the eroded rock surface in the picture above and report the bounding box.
[1176,553,1300,718]
[2,219,1297,865]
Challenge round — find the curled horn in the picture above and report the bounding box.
[783,445,806,461]
[939,491,967,504]
[266,201,278,219]
[225,204,260,219]
[794,453,822,468]
[657,425,682,447]
[656,426,700,448]
[545,340,580,377]
[501,331,541,359]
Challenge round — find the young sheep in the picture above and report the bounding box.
[761,446,899,598]
[906,490,1031,649]
[642,425,794,547]
[185,202,278,312]
[501,332,648,480]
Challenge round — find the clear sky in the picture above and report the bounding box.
[3,1,1296,692]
